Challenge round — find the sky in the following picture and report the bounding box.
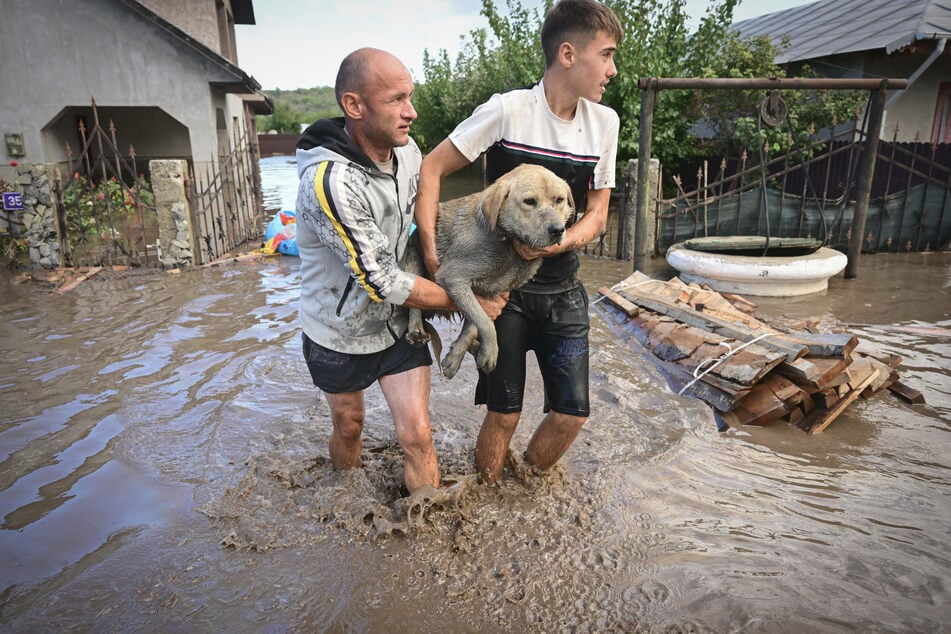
[235,0,818,91]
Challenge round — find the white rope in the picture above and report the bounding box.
[595,281,775,399]
[591,278,656,305]
[677,332,774,396]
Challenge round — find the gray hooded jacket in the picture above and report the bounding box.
[295,117,421,354]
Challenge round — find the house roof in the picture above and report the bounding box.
[118,0,265,98]
[731,0,951,63]
[232,0,255,24]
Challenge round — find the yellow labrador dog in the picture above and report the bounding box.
[405,164,575,379]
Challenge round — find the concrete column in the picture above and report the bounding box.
[150,159,196,269]
[626,157,660,264]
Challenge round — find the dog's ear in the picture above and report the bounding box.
[564,181,575,215]
[480,179,510,232]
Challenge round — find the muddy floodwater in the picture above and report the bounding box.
[2,157,950,632]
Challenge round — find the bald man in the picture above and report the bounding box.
[294,48,505,493]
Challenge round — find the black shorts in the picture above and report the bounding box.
[475,286,590,417]
[302,332,432,394]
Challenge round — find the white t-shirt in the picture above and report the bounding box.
[448,80,620,290]
[450,80,619,202]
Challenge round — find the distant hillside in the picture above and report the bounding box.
[257,87,341,133]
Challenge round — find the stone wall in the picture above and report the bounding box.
[150,160,196,270]
[6,163,61,269]
[1,160,205,271]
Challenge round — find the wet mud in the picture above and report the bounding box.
[0,158,949,631]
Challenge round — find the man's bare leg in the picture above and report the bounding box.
[475,411,522,484]
[380,366,439,493]
[524,411,586,471]
[324,390,365,470]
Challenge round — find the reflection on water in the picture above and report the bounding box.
[0,158,949,631]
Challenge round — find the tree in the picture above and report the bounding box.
[413,0,548,151]
[260,101,301,134]
[687,31,865,164]
[411,0,864,175]
[257,87,341,133]
[413,0,740,164]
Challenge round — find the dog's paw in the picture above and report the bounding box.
[440,350,464,379]
[475,344,498,375]
[406,327,431,347]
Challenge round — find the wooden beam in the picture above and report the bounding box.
[618,287,809,362]
[598,287,639,317]
[887,381,926,404]
[595,301,744,412]
[799,370,879,434]
[775,357,822,382]
[772,330,859,358]
[54,266,103,293]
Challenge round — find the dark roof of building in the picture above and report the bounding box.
[731,0,951,63]
[232,0,255,25]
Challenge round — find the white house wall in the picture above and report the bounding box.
[0,0,249,182]
[873,52,949,142]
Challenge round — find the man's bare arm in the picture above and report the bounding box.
[404,275,508,320]
[417,140,472,275]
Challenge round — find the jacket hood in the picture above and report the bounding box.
[295,117,374,176]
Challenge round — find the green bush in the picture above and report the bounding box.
[61,173,154,242]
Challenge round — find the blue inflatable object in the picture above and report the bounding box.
[264,210,299,256]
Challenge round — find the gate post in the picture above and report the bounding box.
[150,160,196,269]
[626,157,659,262]
[634,81,658,271]
[17,163,61,270]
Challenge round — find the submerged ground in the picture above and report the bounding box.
[0,248,948,632]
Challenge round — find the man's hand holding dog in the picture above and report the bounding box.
[512,239,560,261]
[476,292,509,320]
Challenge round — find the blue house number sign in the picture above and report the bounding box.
[3,191,23,211]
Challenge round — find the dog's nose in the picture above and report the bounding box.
[548,224,565,243]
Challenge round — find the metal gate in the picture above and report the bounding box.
[53,99,158,268]
[186,125,262,264]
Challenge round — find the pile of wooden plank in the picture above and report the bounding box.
[594,271,924,434]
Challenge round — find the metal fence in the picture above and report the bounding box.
[655,121,951,254]
[186,125,262,264]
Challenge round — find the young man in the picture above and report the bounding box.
[415,0,623,484]
[295,48,506,493]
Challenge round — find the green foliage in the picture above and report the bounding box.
[257,87,340,133]
[413,0,548,151]
[601,0,741,165]
[61,173,154,242]
[688,32,865,162]
[257,0,867,178]
[412,0,743,162]
[261,102,301,134]
[411,0,865,180]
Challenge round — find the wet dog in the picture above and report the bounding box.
[405,164,575,379]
